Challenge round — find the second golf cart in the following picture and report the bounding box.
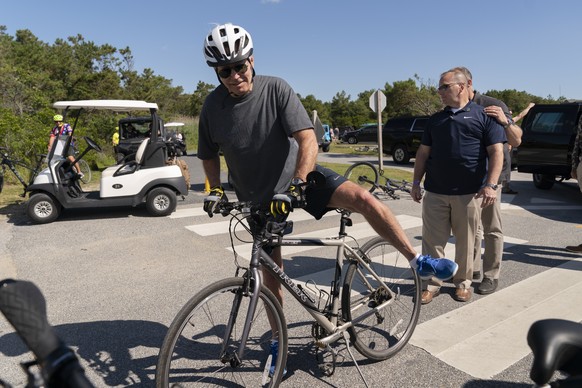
[25,100,189,224]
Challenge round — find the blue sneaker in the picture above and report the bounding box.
[268,340,287,378]
[416,255,458,281]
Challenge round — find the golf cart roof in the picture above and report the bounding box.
[164,122,185,127]
[53,100,158,112]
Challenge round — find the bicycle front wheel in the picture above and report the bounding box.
[342,237,421,360]
[78,159,91,184]
[156,277,288,387]
[343,161,378,193]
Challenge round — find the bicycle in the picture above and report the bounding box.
[155,172,422,387]
[71,143,92,185]
[0,279,94,387]
[0,147,46,197]
[343,161,420,200]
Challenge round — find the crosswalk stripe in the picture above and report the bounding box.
[226,215,423,260]
[292,236,527,297]
[410,256,581,379]
[172,203,545,379]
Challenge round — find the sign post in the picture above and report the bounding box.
[369,90,387,172]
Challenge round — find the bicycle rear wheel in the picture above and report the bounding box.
[156,277,288,387]
[78,159,91,184]
[342,237,421,360]
[343,161,378,193]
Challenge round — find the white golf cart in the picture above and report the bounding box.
[164,122,187,157]
[25,100,188,224]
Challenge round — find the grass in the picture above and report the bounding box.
[0,170,102,210]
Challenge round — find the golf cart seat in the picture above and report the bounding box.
[101,138,149,180]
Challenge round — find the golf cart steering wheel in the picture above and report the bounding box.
[84,136,103,153]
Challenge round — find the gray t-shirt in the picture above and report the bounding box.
[198,75,314,203]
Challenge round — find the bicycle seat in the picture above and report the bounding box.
[527,318,582,385]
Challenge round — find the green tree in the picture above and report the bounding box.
[189,81,215,117]
[330,91,356,127]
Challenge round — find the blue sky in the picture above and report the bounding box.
[2,0,581,106]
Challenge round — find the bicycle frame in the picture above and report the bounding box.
[1,152,44,195]
[227,211,397,361]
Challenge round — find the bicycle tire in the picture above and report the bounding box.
[78,159,91,184]
[343,161,378,193]
[156,277,288,387]
[341,236,421,360]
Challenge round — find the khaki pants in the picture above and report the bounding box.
[422,191,481,291]
[473,186,503,280]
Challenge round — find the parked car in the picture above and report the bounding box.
[341,124,382,144]
[337,126,354,140]
[517,101,581,189]
[382,116,429,164]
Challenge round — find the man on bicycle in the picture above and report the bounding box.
[48,114,83,178]
[198,23,458,375]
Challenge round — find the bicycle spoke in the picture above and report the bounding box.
[343,237,421,360]
[157,278,287,387]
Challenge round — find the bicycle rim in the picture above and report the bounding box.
[156,277,288,387]
[79,160,91,184]
[342,237,421,360]
[343,161,378,193]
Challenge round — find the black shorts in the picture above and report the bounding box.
[304,164,347,220]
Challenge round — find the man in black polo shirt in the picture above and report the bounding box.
[411,67,506,304]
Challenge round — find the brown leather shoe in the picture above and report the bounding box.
[421,290,440,305]
[565,244,582,254]
[454,288,472,302]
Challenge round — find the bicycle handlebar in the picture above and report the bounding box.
[0,279,94,388]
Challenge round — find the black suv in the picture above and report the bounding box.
[341,124,380,144]
[517,101,581,189]
[382,116,429,164]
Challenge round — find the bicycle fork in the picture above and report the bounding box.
[219,245,264,369]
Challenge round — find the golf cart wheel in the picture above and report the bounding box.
[146,187,177,217]
[27,193,61,224]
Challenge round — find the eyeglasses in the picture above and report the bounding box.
[217,63,248,79]
[438,82,463,91]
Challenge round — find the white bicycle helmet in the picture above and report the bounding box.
[203,23,253,67]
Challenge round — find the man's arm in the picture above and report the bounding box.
[483,106,522,147]
[202,156,221,188]
[512,102,535,123]
[484,142,504,186]
[291,128,318,181]
[475,142,504,208]
[411,144,430,202]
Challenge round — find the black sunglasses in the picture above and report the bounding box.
[217,63,248,79]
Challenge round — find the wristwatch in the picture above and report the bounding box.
[503,120,513,129]
[485,183,499,190]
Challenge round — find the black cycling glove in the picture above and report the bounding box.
[203,186,227,217]
[270,178,304,218]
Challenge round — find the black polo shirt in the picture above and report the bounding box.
[421,101,506,195]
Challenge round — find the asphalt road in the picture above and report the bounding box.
[1,152,581,387]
